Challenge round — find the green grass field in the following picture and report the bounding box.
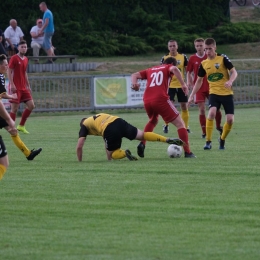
[1,108,260,260]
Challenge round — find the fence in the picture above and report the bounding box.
[12,70,260,113]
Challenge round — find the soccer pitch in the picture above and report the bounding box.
[1,107,260,260]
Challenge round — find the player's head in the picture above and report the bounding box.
[163,57,177,66]
[194,38,205,55]
[168,40,178,55]
[204,38,217,58]
[0,54,8,74]
[80,118,87,127]
[18,40,28,55]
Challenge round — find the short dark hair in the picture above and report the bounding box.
[0,54,7,65]
[204,38,216,46]
[163,57,177,66]
[18,40,27,46]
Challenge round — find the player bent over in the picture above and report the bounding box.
[76,113,183,161]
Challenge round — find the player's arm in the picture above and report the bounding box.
[0,101,16,134]
[169,66,189,96]
[1,92,17,100]
[223,55,238,89]
[188,76,203,105]
[186,71,194,90]
[131,72,142,91]
[25,72,31,90]
[76,137,86,161]
[7,67,16,93]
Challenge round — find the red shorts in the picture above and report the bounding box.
[194,90,209,104]
[10,89,32,104]
[144,99,179,124]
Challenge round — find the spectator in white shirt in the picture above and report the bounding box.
[4,19,24,54]
[30,19,44,62]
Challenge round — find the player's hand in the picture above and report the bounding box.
[11,84,17,93]
[224,80,233,89]
[131,83,140,91]
[181,84,189,96]
[11,93,17,99]
[188,96,194,107]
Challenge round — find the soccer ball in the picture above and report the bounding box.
[167,144,183,158]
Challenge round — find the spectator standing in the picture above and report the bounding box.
[30,19,44,63]
[4,19,24,54]
[38,2,56,63]
[7,41,35,134]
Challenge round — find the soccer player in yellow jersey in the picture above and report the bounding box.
[188,38,238,150]
[76,113,184,161]
[161,40,190,133]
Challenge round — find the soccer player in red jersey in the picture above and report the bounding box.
[187,38,222,138]
[7,40,35,134]
[131,57,196,158]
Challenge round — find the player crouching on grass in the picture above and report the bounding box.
[76,113,184,161]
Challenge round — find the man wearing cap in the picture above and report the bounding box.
[4,19,24,54]
[30,19,44,63]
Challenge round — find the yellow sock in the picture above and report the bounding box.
[181,110,189,129]
[111,149,126,159]
[0,164,7,180]
[221,122,233,140]
[10,134,31,157]
[144,132,167,142]
[206,119,214,142]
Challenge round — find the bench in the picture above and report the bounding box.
[26,55,78,63]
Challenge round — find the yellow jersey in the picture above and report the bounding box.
[198,54,234,96]
[80,113,119,137]
[161,52,188,88]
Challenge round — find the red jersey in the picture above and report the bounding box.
[139,64,172,102]
[187,53,209,93]
[8,54,28,91]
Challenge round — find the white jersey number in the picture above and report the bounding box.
[150,71,163,87]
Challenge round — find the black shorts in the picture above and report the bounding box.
[103,118,138,151]
[208,94,234,115]
[0,135,7,158]
[0,117,8,129]
[168,88,188,102]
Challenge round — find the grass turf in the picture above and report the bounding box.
[0,108,260,260]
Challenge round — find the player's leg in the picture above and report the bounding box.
[163,88,176,133]
[17,96,35,134]
[137,102,159,157]
[215,109,223,134]
[103,119,137,161]
[0,136,9,180]
[219,95,235,149]
[197,101,206,138]
[10,102,19,122]
[178,90,190,133]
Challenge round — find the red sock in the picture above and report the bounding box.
[199,114,206,134]
[177,128,191,153]
[215,110,222,129]
[10,112,16,121]
[19,109,32,126]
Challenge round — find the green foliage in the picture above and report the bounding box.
[213,22,260,44]
[0,0,257,56]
